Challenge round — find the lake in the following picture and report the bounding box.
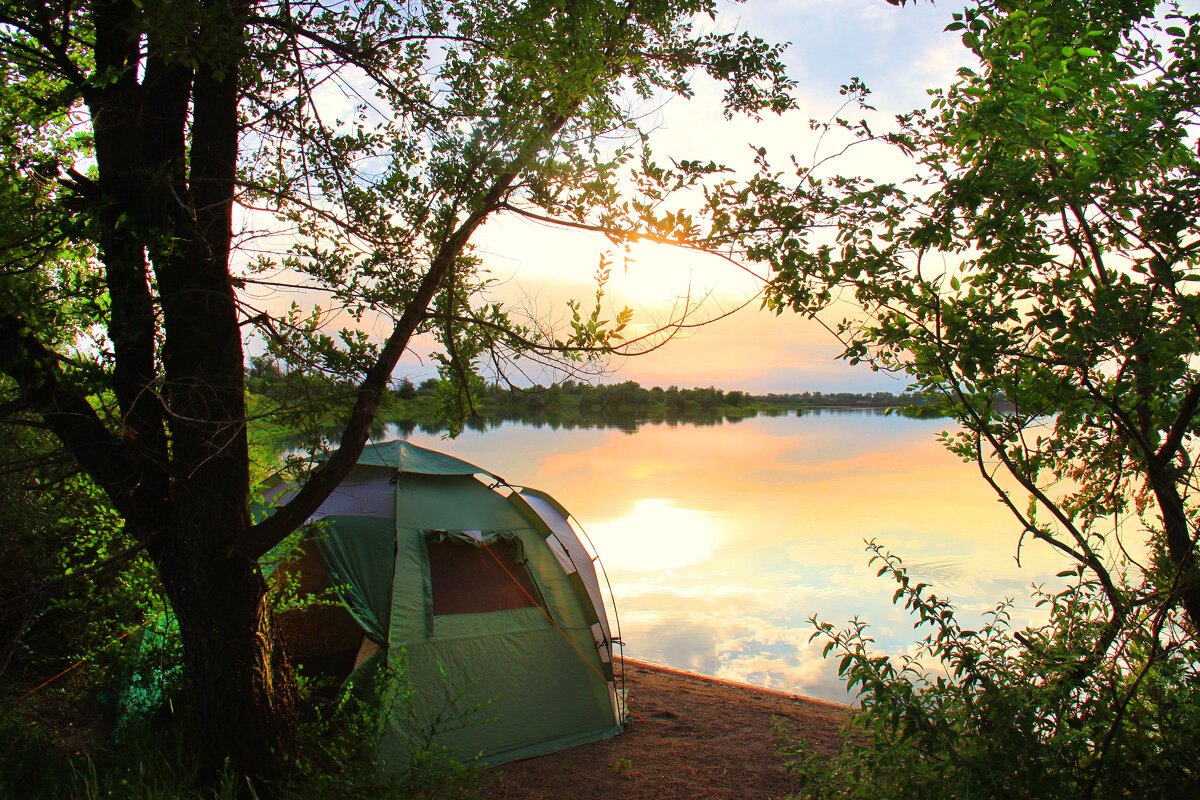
[390,409,1072,704]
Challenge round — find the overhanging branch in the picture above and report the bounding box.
[237,110,575,559]
[0,310,133,515]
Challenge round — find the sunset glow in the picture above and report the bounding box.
[586,497,726,573]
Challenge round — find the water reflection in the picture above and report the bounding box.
[396,411,1073,704]
[587,498,724,572]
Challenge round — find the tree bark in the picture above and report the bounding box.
[1148,467,1200,635]
[154,531,297,788]
[149,1,301,787]
[87,0,301,787]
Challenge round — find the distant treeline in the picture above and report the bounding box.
[246,357,936,435]
[474,380,755,414]
[756,390,931,408]
[466,380,933,414]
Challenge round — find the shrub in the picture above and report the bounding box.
[0,421,158,677]
[782,543,1200,800]
[289,654,484,799]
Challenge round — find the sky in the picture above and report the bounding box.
[245,1,976,394]
[417,0,969,394]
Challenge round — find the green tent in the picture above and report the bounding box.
[265,440,626,770]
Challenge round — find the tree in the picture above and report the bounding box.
[719,0,1200,793]
[0,0,792,786]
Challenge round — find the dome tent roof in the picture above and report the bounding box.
[348,439,498,477]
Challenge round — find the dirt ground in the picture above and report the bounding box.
[473,658,849,800]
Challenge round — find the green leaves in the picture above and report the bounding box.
[784,544,1200,800]
[751,3,1200,796]
[230,0,798,434]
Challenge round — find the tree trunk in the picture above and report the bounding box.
[11,0,301,792]
[145,1,299,785]
[156,532,298,789]
[1148,468,1200,635]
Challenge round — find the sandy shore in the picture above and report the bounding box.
[474,657,850,800]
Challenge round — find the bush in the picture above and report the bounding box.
[289,654,483,799]
[2,644,482,799]
[0,687,251,800]
[781,543,1200,800]
[0,420,158,677]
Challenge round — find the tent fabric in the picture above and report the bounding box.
[278,440,624,770]
[310,472,396,520]
[511,488,612,646]
[351,439,497,477]
[312,516,394,644]
[256,469,395,522]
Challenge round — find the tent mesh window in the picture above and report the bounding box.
[427,538,541,616]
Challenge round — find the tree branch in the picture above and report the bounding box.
[237,108,575,559]
[0,310,134,516]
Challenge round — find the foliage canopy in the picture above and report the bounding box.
[0,0,793,786]
[731,0,1200,796]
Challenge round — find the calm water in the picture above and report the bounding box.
[391,410,1071,704]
